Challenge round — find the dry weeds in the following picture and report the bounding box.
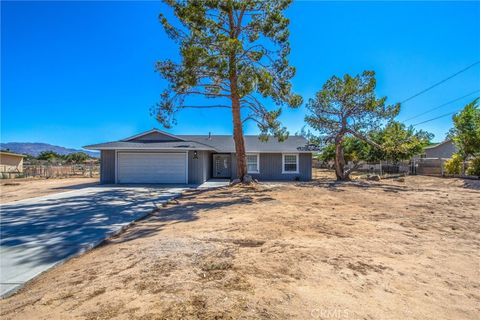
[1,171,478,319]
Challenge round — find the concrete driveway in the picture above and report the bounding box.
[0,185,187,298]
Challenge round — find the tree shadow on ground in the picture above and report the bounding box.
[0,187,188,268]
[296,177,411,193]
[108,187,267,244]
[460,179,480,190]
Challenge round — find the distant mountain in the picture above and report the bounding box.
[0,142,100,158]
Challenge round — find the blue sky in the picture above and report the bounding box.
[1,1,479,149]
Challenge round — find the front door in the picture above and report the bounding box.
[213,154,231,178]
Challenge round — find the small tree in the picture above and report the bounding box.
[318,122,432,166]
[364,121,433,163]
[154,0,302,181]
[444,153,462,175]
[65,152,90,164]
[448,98,480,160]
[37,151,64,162]
[305,71,399,180]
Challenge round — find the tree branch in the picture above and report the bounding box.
[180,105,231,109]
[346,129,382,149]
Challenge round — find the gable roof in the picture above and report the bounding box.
[121,129,184,142]
[84,129,313,153]
[424,139,453,150]
[83,141,216,151]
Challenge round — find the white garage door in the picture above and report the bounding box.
[117,152,187,184]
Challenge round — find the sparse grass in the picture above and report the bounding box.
[0,172,478,320]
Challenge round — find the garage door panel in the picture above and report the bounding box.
[117,152,186,184]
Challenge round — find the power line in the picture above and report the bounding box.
[412,110,458,127]
[403,89,480,122]
[401,61,480,104]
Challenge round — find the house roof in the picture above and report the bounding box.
[83,140,217,151]
[424,139,452,150]
[0,151,27,158]
[84,129,313,153]
[121,129,184,142]
[179,135,312,153]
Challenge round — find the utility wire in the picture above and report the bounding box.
[401,61,480,104]
[412,110,459,127]
[403,89,480,122]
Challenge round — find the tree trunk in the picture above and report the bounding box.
[232,94,247,180]
[227,5,247,181]
[228,54,247,180]
[334,135,349,181]
[334,143,345,180]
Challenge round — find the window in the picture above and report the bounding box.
[283,154,299,173]
[247,154,259,173]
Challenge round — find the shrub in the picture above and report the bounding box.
[444,153,462,175]
[466,157,480,176]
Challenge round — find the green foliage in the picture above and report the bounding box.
[305,71,400,179]
[37,151,64,162]
[318,121,432,164]
[366,121,433,162]
[305,70,400,142]
[154,0,302,140]
[317,143,335,162]
[444,153,463,175]
[65,152,90,164]
[448,98,480,159]
[466,157,480,176]
[36,151,91,163]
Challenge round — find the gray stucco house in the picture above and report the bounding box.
[422,140,458,159]
[84,129,313,184]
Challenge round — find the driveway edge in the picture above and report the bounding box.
[1,193,183,299]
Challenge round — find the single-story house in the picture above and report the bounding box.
[0,151,26,173]
[84,129,313,184]
[421,140,457,159]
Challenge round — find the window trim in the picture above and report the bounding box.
[246,153,260,174]
[282,153,299,174]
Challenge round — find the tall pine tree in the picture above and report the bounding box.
[153,0,302,180]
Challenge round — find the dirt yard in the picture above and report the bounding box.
[0,177,99,203]
[1,172,479,319]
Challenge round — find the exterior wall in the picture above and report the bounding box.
[188,150,211,184]
[0,154,24,172]
[100,149,312,184]
[100,150,116,184]
[425,141,457,159]
[131,132,181,142]
[231,153,312,181]
[231,153,237,179]
[204,152,212,181]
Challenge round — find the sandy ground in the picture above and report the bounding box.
[0,177,99,203]
[0,171,479,319]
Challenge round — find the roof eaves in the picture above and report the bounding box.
[0,151,27,157]
[424,139,452,150]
